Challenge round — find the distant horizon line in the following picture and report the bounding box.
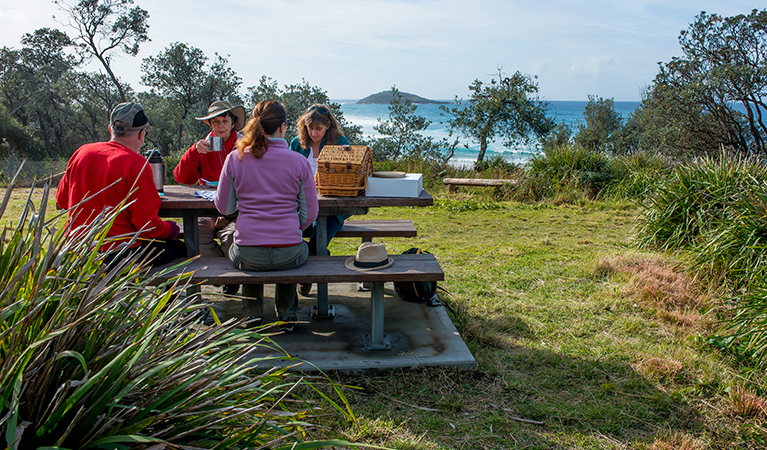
[330,98,643,103]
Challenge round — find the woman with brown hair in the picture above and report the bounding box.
[289,104,351,296]
[215,100,318,332]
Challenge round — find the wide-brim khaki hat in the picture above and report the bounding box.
[196,100,246,131]
[345,242,394,271]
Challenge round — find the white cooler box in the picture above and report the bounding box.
[365,173,423,198]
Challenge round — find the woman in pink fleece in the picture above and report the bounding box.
[214,100,318,332]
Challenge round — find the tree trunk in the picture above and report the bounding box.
[476,118,494,163]
[93,50,126,103]
[477,139,487,163]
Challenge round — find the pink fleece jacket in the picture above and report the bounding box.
[214,138,318,247]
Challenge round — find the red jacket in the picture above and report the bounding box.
[173,131,239,185]
[56,141,175,249]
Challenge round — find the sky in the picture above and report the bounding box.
[0,0,763,102]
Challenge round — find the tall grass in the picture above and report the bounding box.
[634,152,767,285]
[633,152,767,367]
[0,165,362,449]
[604,151,675,199]
[521,144,614,201]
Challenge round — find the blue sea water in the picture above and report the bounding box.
[336,100,641,167]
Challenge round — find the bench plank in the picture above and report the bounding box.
[335,219,416,238]
[147,254,443,286]
[443,178,516,193]
[148,253,445,351]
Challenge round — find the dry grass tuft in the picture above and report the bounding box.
[646,431,706,450]
[596,254,711,329]
[637,357,685,381]
[730,385,767,418]
[656,308,705,329]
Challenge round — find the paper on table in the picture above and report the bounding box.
[194,190,216,201]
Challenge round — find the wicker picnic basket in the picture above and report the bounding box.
[315,145,374,196]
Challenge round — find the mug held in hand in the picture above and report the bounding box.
[207,135,222,152]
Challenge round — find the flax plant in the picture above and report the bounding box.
[692,176,767,287]
[524,144,614,200]
[635,151,767,253]
[0,166,362,449]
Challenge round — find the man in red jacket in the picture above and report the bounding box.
[56,102,186,267]
[174,100,245,295]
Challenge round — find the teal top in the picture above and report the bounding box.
[289,135,350,158]
[289,135,352,221]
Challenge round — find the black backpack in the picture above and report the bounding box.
[394,248,441,307]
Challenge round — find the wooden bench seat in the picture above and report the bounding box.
[335,220,417,291]
[443,177,516,193]
[147,253,444,351]
[335,219,416,239]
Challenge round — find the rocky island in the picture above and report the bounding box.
[357,91,448,104]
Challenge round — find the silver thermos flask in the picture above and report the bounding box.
[145,149,165,194]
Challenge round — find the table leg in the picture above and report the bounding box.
[312,215,335,319]
[182,213,200,257]
[182,213,201,300]
[363,282,390,351]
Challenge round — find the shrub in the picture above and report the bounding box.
[603,151,675,200]
[638,154,765,256]
[0,165,358,449]
[520,144,614,201]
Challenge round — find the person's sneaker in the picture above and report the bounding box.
[222,284,239,295]
[243,316,263,328]
[299,283,312,296]
[279,316,297,333]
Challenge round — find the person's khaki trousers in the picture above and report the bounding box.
[229,241,309,318]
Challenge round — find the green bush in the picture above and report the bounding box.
[520,144,614,201]
[0,168,359,449]
[473,154,520,175]
[603,151,676,200]
[634,152,767,254]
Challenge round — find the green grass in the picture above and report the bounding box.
[2,186,762,449]
[322,198,757,449]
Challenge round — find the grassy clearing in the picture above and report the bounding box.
[321,196,758,449]
[2,185,761,449]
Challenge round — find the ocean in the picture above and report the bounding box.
[336,100,641,167]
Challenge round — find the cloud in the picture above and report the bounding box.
[569,56,619,78]
[0,9,28,23]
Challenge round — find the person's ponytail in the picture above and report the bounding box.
[236,100,287,159]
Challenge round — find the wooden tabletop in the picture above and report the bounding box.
[159,184,434,211]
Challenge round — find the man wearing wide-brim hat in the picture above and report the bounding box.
[173,100,246,295]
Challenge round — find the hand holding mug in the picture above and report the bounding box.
[195,139,211,154]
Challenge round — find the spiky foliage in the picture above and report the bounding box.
[521,144,614,201]
[634,151,767,285]
[0,164,362,449]
[602,151,676,200]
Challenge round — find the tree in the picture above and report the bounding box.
[682,9,767,153]
[541,122,573,151]
[370,86,456,164]
[246,76,362,144]
[140,42,242,153]
[0,28,84,158]
[0,103,44,159]
[635,9,767,157]
[54,0,149,102]
[70,71,126,143]
[574,95,623,153]
[441,68,554,163]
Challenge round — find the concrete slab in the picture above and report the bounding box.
[198,283,476,373]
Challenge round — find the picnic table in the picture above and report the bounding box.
[158,184,434,319]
